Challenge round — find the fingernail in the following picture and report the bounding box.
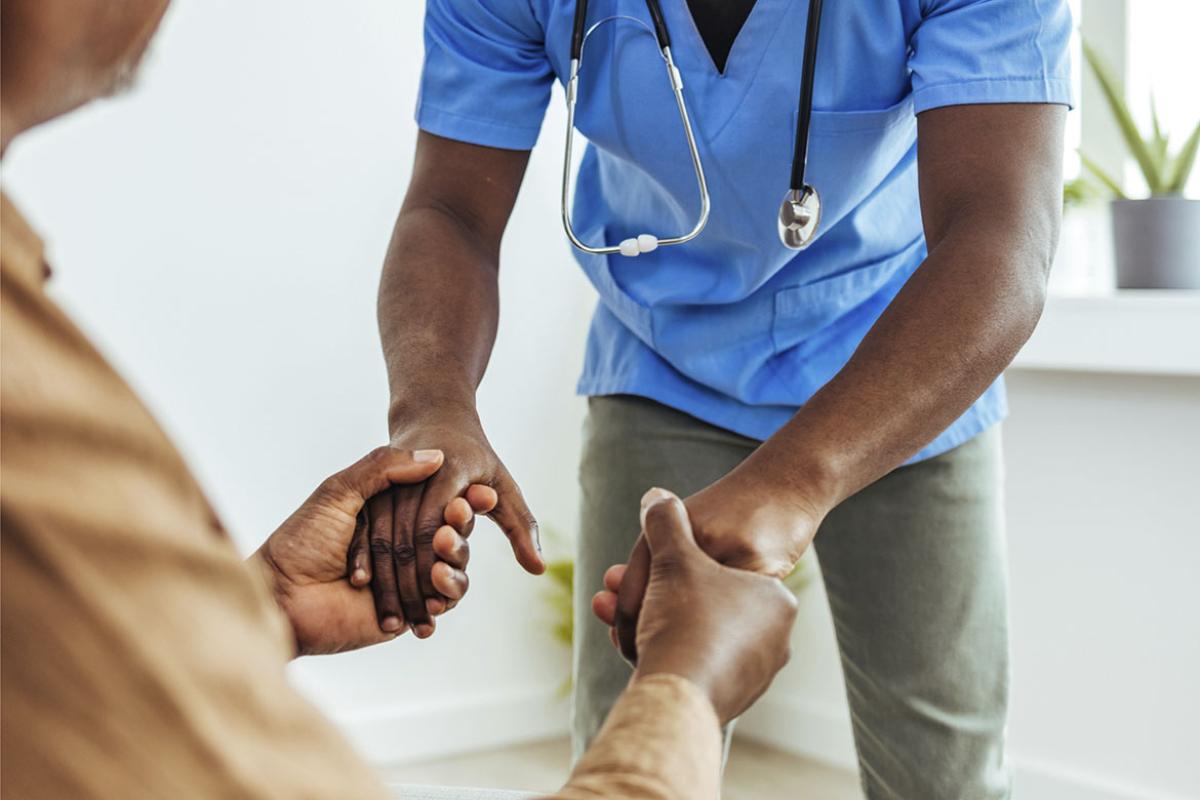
[413,449,443,463]
[533,523,543,554]
[416,624,434,639]
[381,616,403,632]
[640,487,672,522]
[352,568,367,584]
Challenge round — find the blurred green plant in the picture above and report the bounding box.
[1063,174,1103,210]
[1070,40,1199,204]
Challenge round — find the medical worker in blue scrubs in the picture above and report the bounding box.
[355,1,1072,795]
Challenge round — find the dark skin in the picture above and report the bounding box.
[362,103,1065,639]
[350,137,544,638]
[251,447,480,656]
[596,488,799,725]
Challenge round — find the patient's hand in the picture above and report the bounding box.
[250,447,479,656]
[592,489,798,724]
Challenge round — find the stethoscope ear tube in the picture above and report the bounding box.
[574,0,671,61]
[571,0,589,59]
[643,0,671,50]
[790,0,824,192]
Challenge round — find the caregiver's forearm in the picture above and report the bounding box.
[746,104,1066,510]
[757,212,1050,508]
[380,205,499,430]
[379,132,531,433]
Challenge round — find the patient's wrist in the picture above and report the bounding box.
[633,661,723,722]
[630,670,718,714]
[246,547,302,657]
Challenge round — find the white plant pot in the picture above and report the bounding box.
[1111,196,1200,290]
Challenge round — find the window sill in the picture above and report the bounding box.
[1011,291,1200,377]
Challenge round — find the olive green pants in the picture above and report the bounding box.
[571,395,1010,799]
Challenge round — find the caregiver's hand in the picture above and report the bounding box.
[251,447,470,656]
[349,410,544,639]
[592,489,798,724]
[611,462,826,663]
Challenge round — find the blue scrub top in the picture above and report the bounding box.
[417,0,1073,460]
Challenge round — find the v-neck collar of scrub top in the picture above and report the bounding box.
[661,0,794,136]
[682,0,763,75]
[415,0,1074,459]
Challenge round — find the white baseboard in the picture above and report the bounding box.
[332,686,569,767]
[1012,757,1195,800]
[335,689,1192,800]
[736,695,1193,800]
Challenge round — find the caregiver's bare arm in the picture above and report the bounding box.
[762,103,1064,502]
[614,104,1065,656]
[698,103,1065,567]
[358,132,543,635]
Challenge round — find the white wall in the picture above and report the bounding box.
[6,2,1198,798]
[2,0,589,764]
[740,365,1200,800]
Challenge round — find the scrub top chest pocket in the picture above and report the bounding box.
[800,95,918,235]
[644,94,924,398]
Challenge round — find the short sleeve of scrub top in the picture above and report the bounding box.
[909,0,1074,112]
[411,0,1074,461]
[416,0,554,150]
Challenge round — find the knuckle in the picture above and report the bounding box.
[316,474,349,501]
[369,540,393,558]
[366,445,397,465]
[391,543,417,564]
[413,523,439,547]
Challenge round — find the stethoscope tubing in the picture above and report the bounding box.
[791,0,824,191]
[562,13,710,255]
[563,0,824,254]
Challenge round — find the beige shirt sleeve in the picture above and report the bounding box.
[545,675,723,800]
[2,193,719,800]
[1,193,391,800]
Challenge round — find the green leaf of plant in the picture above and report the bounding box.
[1083,39,1162,192]
[1149,93,1170,172]
[1167,119,1200,194]
[1063,175,1099,209]
[1080,151,1129,199]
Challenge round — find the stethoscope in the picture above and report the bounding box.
[561,0,826,257]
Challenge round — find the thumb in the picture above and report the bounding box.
[324,446,444,509]
[639,488,697,559]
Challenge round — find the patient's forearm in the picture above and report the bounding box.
[545,675,722,800]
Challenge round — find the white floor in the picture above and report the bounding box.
[382,736,863,799]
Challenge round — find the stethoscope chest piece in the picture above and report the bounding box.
[778,185,821,250]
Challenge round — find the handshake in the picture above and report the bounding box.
[253,440,805,723]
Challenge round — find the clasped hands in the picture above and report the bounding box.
[252,421,825,664]
[249,439,803,725]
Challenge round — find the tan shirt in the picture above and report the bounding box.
[0,193,720,800]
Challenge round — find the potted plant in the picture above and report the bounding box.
[1078,41,1199,289]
